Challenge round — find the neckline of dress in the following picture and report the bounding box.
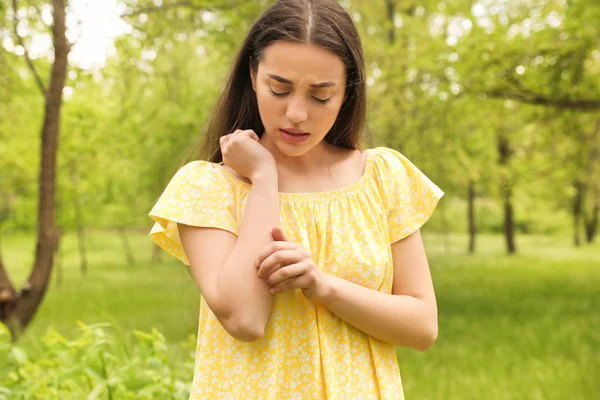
[217,148,376,201]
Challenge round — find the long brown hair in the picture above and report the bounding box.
[196,0,367,163]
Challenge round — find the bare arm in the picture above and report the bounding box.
[178,169,279,342]
[317,230,438,351]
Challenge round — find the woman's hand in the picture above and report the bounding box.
[220,129,275,182]
[255,227,332,301]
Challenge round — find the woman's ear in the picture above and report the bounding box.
[249,58,256,92]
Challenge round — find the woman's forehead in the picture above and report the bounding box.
[260,41,346,84]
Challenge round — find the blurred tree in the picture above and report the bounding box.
[0,0,69,340]
[1,0,598,274]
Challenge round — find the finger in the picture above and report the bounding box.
[255,240,296,269]
[257,249,301,278]
[270,271,312,294]
[241,130,259,142]
[271,226,288,242]
[265,261,308,286]
[224,130,240,144]
[248,130,260,141]
[257,247,294,277]
[220,134,232,146]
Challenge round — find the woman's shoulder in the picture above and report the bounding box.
[366,146,439,192]
[368,146,426,172]
[367,146,406,162]
[171,159,232,188]
[217,162,252,185]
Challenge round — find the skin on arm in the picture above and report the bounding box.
[389,229,438,347]
[178,169,279,342]
[316,230,438,351]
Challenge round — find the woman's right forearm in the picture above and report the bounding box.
[217,168,279,340]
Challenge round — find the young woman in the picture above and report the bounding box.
[149,0,444,398]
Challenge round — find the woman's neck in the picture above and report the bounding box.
[259,133,341,175]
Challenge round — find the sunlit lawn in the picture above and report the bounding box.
[402,233,599,400]
[3,229,599,399]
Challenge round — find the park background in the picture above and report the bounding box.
[0,0,599,399]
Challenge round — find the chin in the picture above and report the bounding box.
[276,143,311,157]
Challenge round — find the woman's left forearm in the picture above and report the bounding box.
[317,273,438,351]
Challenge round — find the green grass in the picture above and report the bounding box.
[399,232,600,400]
[2,229,599,399]
[2,228,200,364]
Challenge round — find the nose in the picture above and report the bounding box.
[285,95,308,124]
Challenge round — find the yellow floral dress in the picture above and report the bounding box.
[149,147,444,399]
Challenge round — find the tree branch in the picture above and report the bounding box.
[485,89,600,111]
[484,67,600,111]
[11,0,48,99]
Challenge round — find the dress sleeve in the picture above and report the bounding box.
[376,148,444,243]
[148,161,239,265]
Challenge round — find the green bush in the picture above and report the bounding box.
[0,321,195,399]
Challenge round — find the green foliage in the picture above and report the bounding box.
[2,0,599,240]
[0,321,195,400]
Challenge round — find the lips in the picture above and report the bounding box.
[280,129,310,144]
[282,128,309,135]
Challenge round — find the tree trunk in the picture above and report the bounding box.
[583,121,599,244]
[0,235,18,336]
[76,226,88,276]
[467,179,477,253]
[498,133,516,254]
[68,160,88,276]
[0,0,69,338]
[572,179,585,247]
[385,0,395,44]
[584,202,598,243]
[119,228,136,266]
[502,193,516,254]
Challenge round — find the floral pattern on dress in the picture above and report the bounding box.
[149,147,444,399]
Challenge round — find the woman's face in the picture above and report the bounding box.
[250,41,347,158]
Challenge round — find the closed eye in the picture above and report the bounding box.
[268,89,331,105]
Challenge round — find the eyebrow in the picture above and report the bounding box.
[267,73,337,88]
